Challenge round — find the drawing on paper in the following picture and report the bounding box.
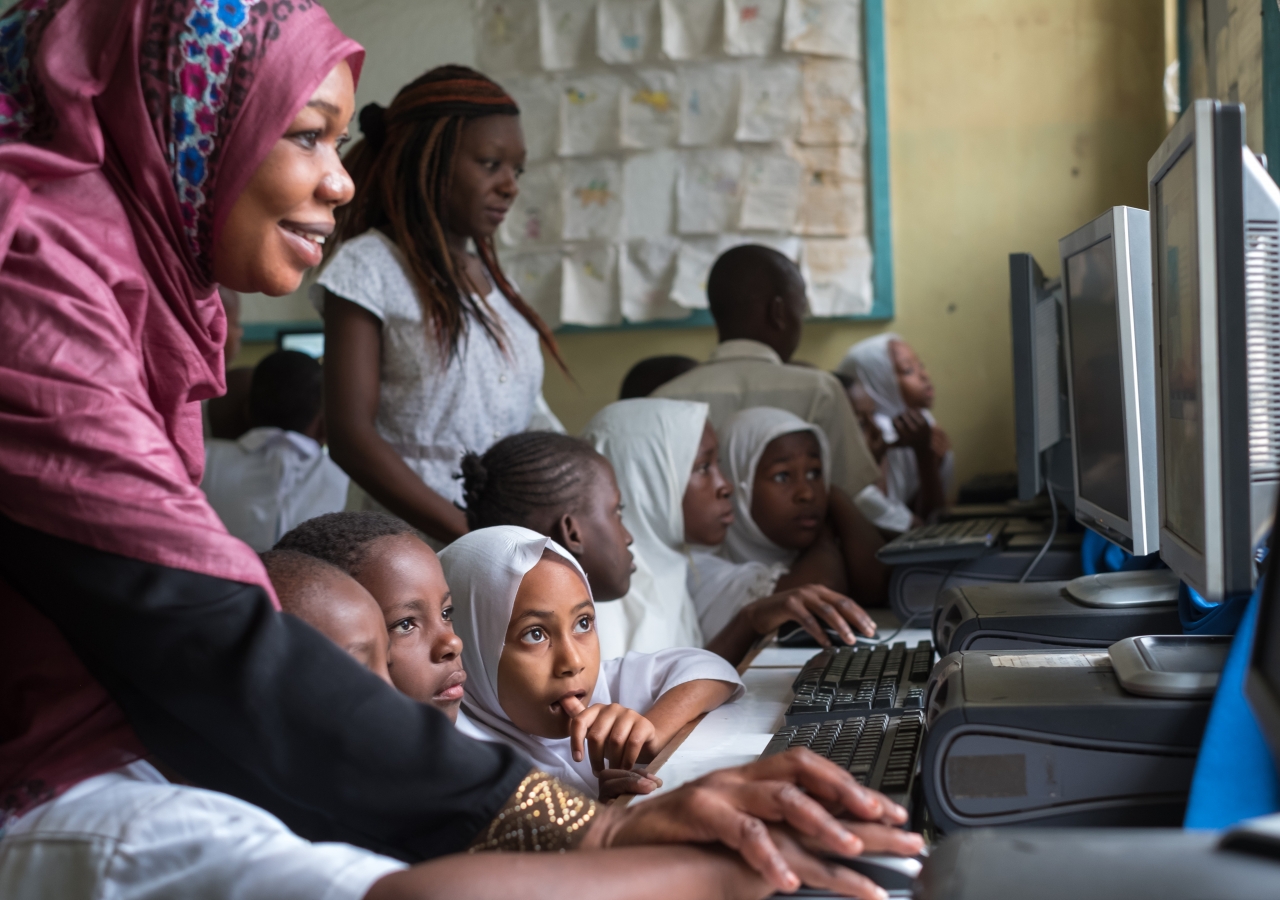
[782,0,861,60]
[539,0,596,71]
[736,60,802,142]
[723,0,785,56]
[563,159,624,240]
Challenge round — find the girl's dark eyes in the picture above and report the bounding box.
[521,626,547,645]
[442,606,453,622]
[291,130,321,149]
[391,618,416,635]
[573,616,593,634]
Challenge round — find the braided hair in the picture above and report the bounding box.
[274,511,417,578]
[333,65,566,371]
[460,432,604,532]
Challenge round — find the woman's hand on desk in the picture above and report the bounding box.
[581,747,924,896]
[746,584,877,647]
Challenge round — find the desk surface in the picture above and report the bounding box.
[639,625,934,798]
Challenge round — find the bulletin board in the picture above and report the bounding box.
[478,0,895,332]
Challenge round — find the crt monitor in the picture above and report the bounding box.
[1009,254,1074,503]
[278,328,324,359]
[1059,206,1160,556]
[1149,99,1280,600]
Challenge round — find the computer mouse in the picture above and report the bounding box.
[777,621,870,648]
[839,854,923,893]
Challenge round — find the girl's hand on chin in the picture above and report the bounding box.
[561,696,657,772]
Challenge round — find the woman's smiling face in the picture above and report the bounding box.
[212,60,356,295]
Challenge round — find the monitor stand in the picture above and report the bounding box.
[1065,568,1181,608]
[1109,634,1233,699]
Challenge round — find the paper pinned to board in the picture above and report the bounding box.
[562,244,621,326]
[679,62,740,146]
[622,237,687,321]
[676,147,743,235]
[799,56,866,146]
[802,236,872,317]
[505,249,564,327]
[621,69,679,149]
[597,0,659,64]
[989,652,1113,669]
[562,157,624,241]
[660,0,721,60]
[723,0,785,56]
[559,74,622,156]
[739,151,802,231]
[670,239,718,308]
[539,0,595,71]
[476,0,541,72]
[500,163,562,247]
[507,75,560,161]
[782,0,861,59]
[793,144,865,236]
[736,60,801,143]
[623,149,677,238]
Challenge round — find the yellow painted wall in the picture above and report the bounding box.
[541,0,1168,490]
[237,0,1168,491]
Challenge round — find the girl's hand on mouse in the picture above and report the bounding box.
[597,767,664,802]
[562,696,657,772]
[746,584,877,647]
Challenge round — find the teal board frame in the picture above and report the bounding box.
[245,0,895,344]
[1265,0,1280,185]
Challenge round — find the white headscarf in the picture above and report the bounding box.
[719,407,831,568]
[440,525,742,796]
[582,399,708,657]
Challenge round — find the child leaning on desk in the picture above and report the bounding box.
[439,526,744,801]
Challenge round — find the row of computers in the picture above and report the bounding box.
[761,99,1280,897]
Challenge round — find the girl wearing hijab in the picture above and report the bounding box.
[440,526,742,801]
[838,333,953,526]
[0,0,920,895]
[317,65,565,547]
[583,399,877,664]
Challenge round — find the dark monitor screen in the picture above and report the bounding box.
[1155,145,1206,555]
[1065,236,1129,521]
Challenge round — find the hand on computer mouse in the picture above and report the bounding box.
[764,823,923,899]
[745,584,877,647]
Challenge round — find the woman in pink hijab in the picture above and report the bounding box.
[0,1,918,897]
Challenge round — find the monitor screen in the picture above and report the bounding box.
[1155,145,1206,554]
[280,331,324,359]
[1065,236,1129,520]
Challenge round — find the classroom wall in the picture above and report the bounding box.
[238,0,1168,491]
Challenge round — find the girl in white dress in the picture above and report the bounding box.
[316,66,564,546]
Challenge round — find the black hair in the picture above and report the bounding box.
[249,350,323,434]
[832,370,855,390]
[260,548,348,617]
[460,432,604,532]
[274,511,417,577]
[706,244,802,326]
[619,355,699,399]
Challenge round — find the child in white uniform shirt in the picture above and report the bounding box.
[202,350,349,551]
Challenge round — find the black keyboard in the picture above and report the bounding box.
[876,517,1006,565]
[761,711,927,809]
[784,641,934,724]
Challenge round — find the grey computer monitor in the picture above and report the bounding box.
[1010,254,1074,502]
[1058,207,1159,556]
[1148,99,1280,600]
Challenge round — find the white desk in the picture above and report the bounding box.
[640,625,934,797]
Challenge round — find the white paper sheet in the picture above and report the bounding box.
[723,0,784,56]
[739,151,802,231]
[676,148,743,235]
[670,239,719,308]
[793,144,865,236]
[476,0,541,73]
[597,0,658,64]
[621,237,687,321]
[735,60,801,143]
[500,163,562,247]
[678,62,739,146]
[802,235,872,316]
[717,232,802,261]
[562,244,621,325]
[660,0,720,60]
[799,56,866,146]
[559,74,621,156]
[621,69,679,149]
[504,249,564,327]
[623,149,677,237]
[782,0,861,59]
[562,158,624,241]
[507,75,560,162]
[539,0,595,71]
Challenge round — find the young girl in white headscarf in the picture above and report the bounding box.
[583,399,877,664]
[838,333,953,527]
[438,525,743,801]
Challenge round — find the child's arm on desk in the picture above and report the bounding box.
[643,679,737,754]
